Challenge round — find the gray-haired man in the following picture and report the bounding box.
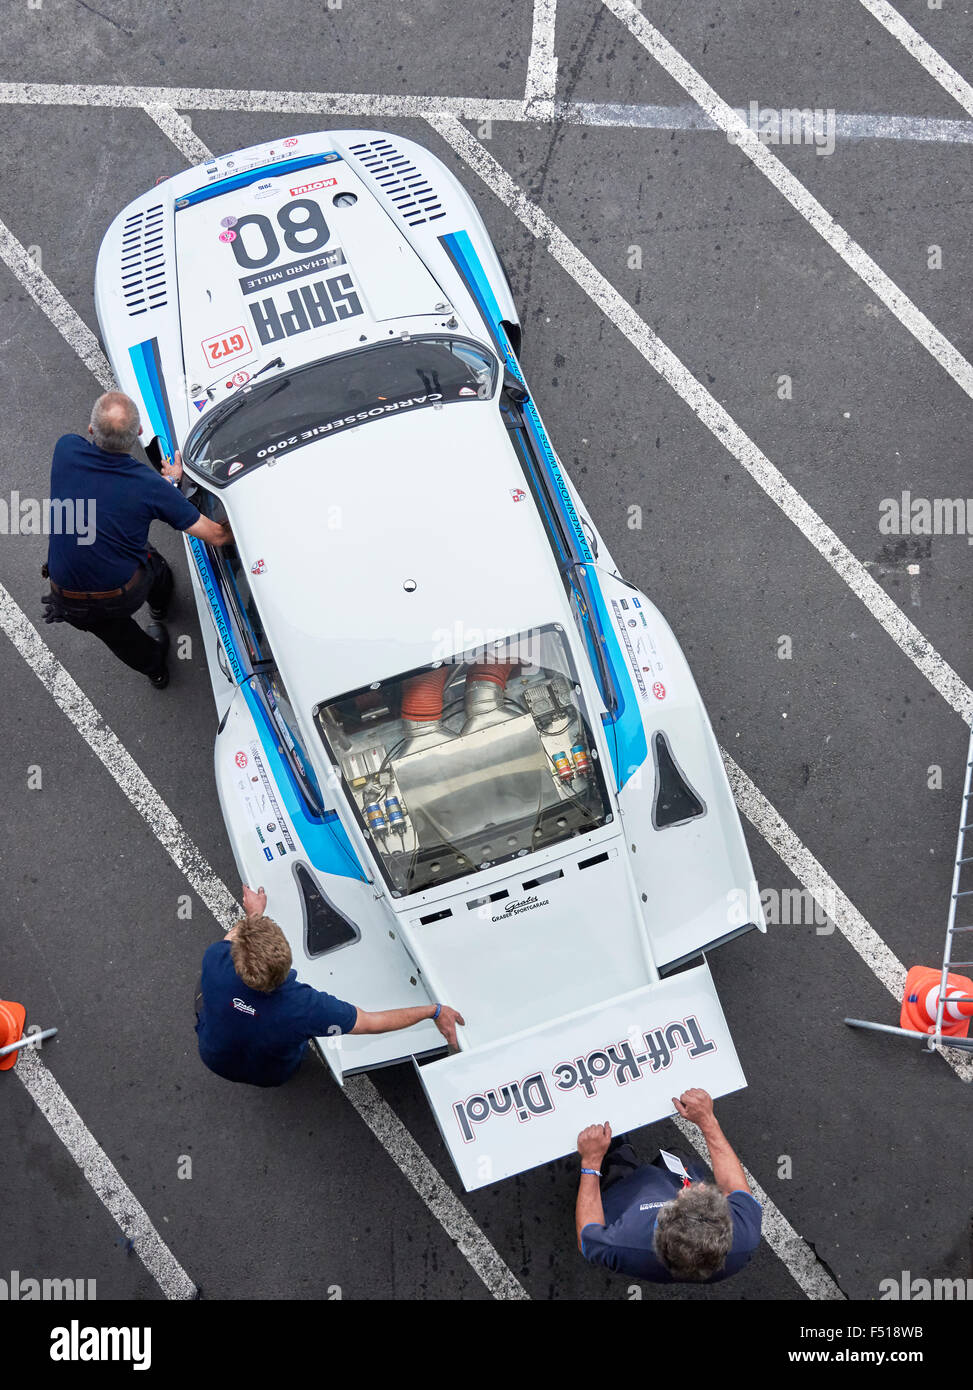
[43,392,230,688]
[575,1088,762,1283]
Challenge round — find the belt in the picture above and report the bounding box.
[50,566,143,601]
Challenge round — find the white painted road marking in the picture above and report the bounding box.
[0,81,971,144]
[858,0,973,121]
[427,113,973,725]
[723,752,973,1084]
[17,1048,198,1300]
[601,0,973,406]
[525,0,558,110]
[142,102,213,165]
[0,217,113,390]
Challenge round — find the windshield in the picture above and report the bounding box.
[315,627,612,897]
[186,335,497,486]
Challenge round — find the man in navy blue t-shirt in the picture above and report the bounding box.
[44,392,231,688]
[196,885,465,1087]
[575,1089,762,1283]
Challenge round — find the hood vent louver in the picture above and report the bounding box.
[348,138,446,227]
[120,203,167,317]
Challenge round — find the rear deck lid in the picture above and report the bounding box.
[416,962,746,1190]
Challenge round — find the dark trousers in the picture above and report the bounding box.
[601,1139,709,1192]
[48,551,172,678]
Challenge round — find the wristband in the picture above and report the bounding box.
[580,1167,602,1177]
[433,1003,442,1021]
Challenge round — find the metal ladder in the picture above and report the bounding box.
[845,722,973,1053]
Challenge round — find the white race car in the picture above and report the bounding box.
[95,129,764,1189]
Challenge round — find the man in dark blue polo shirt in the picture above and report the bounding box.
[196,885,465,1087]
[44,391,230,688]
[575,1089,762,1283]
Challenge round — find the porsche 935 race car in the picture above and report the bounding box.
[95,129,764,1189]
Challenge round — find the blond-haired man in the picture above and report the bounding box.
[196,885,464,1087]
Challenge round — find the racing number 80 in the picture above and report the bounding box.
[231,199,330,271]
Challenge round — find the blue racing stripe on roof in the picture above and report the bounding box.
[175,152,342,208]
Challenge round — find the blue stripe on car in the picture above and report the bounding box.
[129,339,175,459]
[187,540,365,881]
[174,152,342,208]
[440,230,647,786]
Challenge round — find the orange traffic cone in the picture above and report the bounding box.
[899,966,973,1038]
[0,999,26,1070]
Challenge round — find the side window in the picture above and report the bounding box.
[194,487,269,665]
[261,669,324,815]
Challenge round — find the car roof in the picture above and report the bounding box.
[221,400,577,711]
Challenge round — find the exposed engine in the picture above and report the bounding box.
[317,650,608,895]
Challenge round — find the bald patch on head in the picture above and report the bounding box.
[90,392,141,453]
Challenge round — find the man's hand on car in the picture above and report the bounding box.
[432,1004,465,1050]
[242,883,268,918]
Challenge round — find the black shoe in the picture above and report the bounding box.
[147,621,170,689]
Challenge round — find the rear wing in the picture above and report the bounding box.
[416,963,745,1191]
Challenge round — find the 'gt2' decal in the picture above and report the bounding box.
[202,327,253,369]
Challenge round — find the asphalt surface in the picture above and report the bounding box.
[2,0,972,1303]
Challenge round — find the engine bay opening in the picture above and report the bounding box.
[315,626,612,896]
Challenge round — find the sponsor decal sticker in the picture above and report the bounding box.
[250,558,266,575]
[491,894,548,923]
[249,743,297,852]
[234,751,249,769]
[289,177,337,196]
[248,271,362,343]
[451,1017,717,1145]
[283,137,298,147]
[193,398,208,412]
[509,488,526,503]
[219,229,237,243]
[247,393,446,465]
[226,370,250,388]
[227,461,244,477]
[263,846,274,861]
[238,248,347,297]
[202,327,253,369]
[220,215,238,229]
[611,597,648,700]
[652,682,666,700]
